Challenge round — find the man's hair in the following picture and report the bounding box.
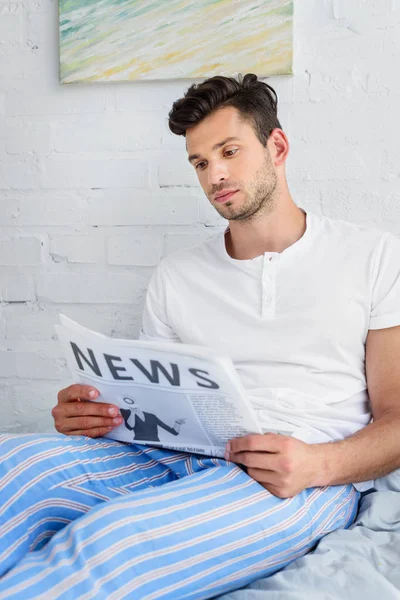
[168,73,282,147]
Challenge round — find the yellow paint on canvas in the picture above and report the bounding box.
[60,0,293,83]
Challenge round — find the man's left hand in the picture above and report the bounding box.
[225,433,323,498]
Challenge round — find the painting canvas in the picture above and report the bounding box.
[59,0,293,84]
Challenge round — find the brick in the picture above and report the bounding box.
[289,100,385,144]
[332,0,394,20]
[0,4,23,43]
[162,120,186,150]
[0,271,35,301]
[0,191,86,226]
[381,193,400,223]
[378,220,400,236]
[265,75,294,103]
[320,184,386,224]
[53,114,163,153]
[27,2,58,51]
[21,3,71,87]
[198,199,226,227]
[4,304,60,341]
[57,305,143,339]
[0,156,39,189]
[276,102,290,134]
[86,189,199,226]
[158,152,200,188]
[0,347,66,380]
[37,272,151,304]
[115,81,188,112]
[5,118,51,154]
[164,230,217,256]
[0,91,5,115]
[0,42,25,82]
[0,306,6,340]
[383,144,400,182]
[294,0,333,24]
[296,37,379,103]
[287,141,381,183]
[0,116,5,153]
[6,86,109,116]
[305,66,368,103]
[40,157,149,189]
[366,45,400,96]
[50,235,105,264]
[0,236,42,266]
[0,4,23,17]
[285,181,323,216]
[0,380,64,433]
[4,304,143,341]
[107,233,162,266]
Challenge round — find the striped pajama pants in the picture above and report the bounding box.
[0,434,360,600]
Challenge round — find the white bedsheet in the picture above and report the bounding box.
[219,472,400,600]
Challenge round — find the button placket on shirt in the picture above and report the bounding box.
[261,254,278,318]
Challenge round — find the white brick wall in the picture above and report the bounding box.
[0,236,43,266]
[50,234,105,264]
[107,234,162,266]
[1,0,400,432]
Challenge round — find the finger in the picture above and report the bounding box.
[61,400,121,419]
[59,415,123,433]
[259,482,293,499]
[245,467,281,485]
[245,468,299,498]
[260,479,299,499]
[228,433,288,455]
[229,451,279,471]
[58,385,99,404]
[69,426,115,439]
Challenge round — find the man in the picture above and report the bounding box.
[119,398,187,442]
[1,73,399,599]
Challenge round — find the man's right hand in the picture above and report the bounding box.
[52,385,123,438]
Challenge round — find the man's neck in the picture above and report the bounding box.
[225,201,307,261]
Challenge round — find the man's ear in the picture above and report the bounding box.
[268,129,289,166]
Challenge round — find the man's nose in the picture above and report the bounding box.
[207,161,229,186]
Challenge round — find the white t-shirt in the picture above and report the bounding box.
[140,209,400,491]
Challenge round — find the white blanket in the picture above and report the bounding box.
[219,472,400,600]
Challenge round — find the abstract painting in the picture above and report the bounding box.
[59,0,293,83]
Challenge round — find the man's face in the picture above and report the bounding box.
[123,398,139,413]
[186,106,278,221]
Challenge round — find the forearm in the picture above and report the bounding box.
[314,411,400,487]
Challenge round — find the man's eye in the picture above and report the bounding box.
[225,149,238,157]
[195,162,206,170]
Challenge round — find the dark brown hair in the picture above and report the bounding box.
[168,73,282,147]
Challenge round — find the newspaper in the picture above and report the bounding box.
[56,315,263,458]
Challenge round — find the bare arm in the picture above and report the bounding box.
[154,416,183,436]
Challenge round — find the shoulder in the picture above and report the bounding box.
[315,212,386,241]
[156,232,224,278]
[312,212,395,256]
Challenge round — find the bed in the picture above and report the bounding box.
[219,471,400,600]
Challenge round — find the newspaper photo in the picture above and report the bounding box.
[56,315,263,458]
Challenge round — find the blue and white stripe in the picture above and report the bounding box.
[0,434,359,599]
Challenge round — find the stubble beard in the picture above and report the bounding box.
[211,155,278,223]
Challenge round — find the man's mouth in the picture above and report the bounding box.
[214,190,239,203]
